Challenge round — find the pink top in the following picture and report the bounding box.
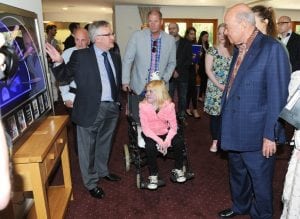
[139,100,177,146]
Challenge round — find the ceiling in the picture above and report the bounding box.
[42,0,300,23]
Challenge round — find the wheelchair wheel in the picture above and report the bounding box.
[136,173,141,189]
[124,144,130,172]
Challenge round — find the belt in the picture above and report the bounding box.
[69,87,77,94]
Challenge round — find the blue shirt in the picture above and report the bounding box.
[94,45,117,101]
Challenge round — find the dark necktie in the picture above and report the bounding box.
[102,52,117,101]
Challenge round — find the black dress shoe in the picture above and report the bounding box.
[103,173,121,181]
[218,209,238,218]
[89,186,105,199]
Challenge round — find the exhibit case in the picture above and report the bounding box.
[0,3,52,146]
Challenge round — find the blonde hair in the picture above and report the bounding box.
[146,80,171,109]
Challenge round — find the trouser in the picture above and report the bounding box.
[77,102,119,190]
[186,67,197,109]
[169,79,188,118]
[228,150,275,219]
[210,115,221,140]
[142,133,185,175]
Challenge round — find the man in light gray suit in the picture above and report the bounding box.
[122,9,176,121]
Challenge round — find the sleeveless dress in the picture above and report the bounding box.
[204,47,232,115]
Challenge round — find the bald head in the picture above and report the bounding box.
[224,3,256,45]
[74,28,90,49]
[277,16,292,35]
[168,22,179,38]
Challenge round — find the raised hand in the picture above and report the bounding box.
[45,42,63,63]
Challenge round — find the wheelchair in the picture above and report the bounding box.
[123,93,194,189]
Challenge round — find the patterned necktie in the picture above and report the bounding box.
[102,52,117,101]
[227,29,258,98]
[227,44,247,95]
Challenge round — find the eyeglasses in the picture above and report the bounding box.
[277,22,290,25]
[152,40,157,53]
[97,33,115,37]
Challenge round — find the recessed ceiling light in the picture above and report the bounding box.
[62,7,68,10]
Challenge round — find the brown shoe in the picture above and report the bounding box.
[193,109,200,119]
[186,109,192,116]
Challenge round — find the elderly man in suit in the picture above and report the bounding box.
[122,9,176,120]
[218,4,290,219]
[277,15,300,73]
[46,20,121,199]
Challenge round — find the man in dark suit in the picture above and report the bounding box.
[218,4,290,219]
[168,22,192,119]
[278,16,300,73]
[63,22,80,51]
[46,20,121,199]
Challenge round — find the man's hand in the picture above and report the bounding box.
[64,100,73,108]
[45,42,63,63]
[122,84,131,92]
[262,138,276,158]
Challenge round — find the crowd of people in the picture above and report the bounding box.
[1,3,300,219]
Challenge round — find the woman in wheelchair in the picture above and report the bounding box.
[139,80,187,190]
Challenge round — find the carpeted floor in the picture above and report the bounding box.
[53,99,291,219]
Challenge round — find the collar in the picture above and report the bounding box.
[280,30,292,38]
[151,32,162,41]
[237,28,259,53]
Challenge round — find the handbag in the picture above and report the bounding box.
[279,85,300,129]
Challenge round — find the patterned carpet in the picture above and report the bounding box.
[53,100,291,219]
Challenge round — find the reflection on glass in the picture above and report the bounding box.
[296,25,300,35]
[0,14,46,117]
[164,22,187,37]
[192,23,214,45]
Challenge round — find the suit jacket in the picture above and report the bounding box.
[63,35,75,51]
[122,29,176,94]
[172,37,193,82]
[220,32,290,152]
[52,46,122,127]
[286,32,300,72]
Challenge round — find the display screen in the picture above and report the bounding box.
[0,4,51,142]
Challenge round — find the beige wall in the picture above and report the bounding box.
[115,5,300,57]
[115,5,225,56]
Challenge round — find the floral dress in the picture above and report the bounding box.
[204,47,232,116]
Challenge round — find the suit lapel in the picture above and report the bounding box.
[226,33,262,101]
[89,47,102,82]
[286,32,295,49]
[144,29,152,71]
[110,51,121,87]
[160,32,167,68]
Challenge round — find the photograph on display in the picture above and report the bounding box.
[32,98,39,119]
[17,109,27,132]
[6,115,19,140]
[38,95,45,114]
[43,91,49,109]
[24,103,33,125]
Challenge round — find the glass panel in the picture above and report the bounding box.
[296,25,300,34]
[192,23,214,46]
[164,22,187,37]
